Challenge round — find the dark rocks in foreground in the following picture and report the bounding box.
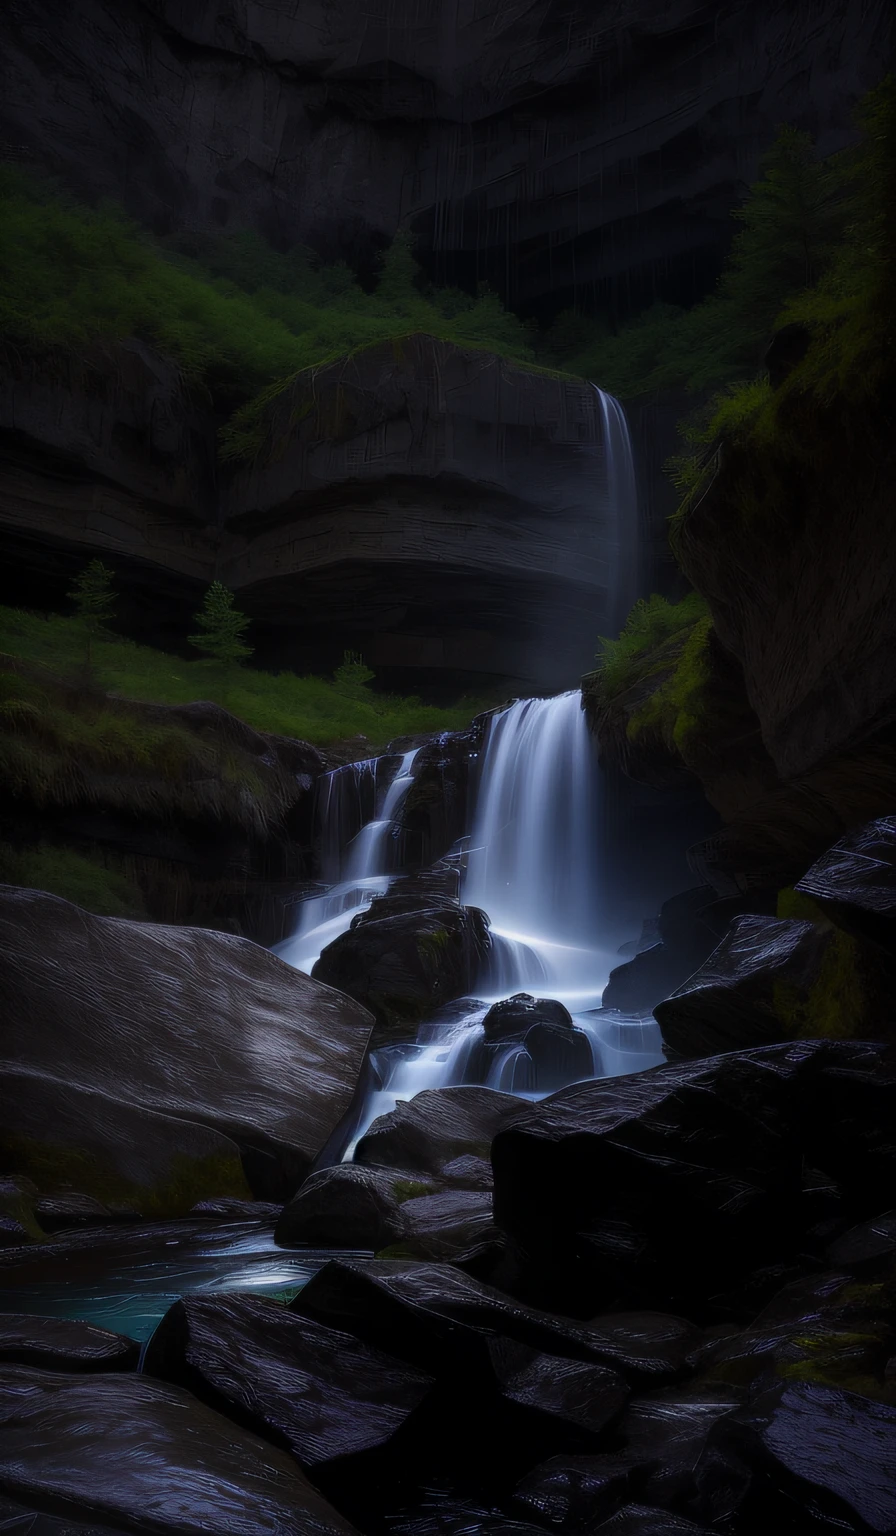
[0,1365,357,1534]
[0,1315,139,1373]
[0,885,374,1209]
[796,816,896,950]
[491,1039,896,1317]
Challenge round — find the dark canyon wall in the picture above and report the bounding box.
[2,0,892,311]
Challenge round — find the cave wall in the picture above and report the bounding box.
[1,0,892,313]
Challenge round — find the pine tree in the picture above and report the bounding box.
[188,582,253,664]
[67,558,116,665]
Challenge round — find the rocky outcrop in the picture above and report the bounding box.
[0,1316,139,1373]
[795,817,896,951]
[312,883,490,1042]
[0,1366,357,1534]
[1,1,890,310]
[490,1039,896,1318]
[0,886,374,1207]
[653,915,837,1057]
[354,1085,523,1177]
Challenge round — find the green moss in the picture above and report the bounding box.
[771,887,867,1040]
[374,1243,419,1260]
[777,1329,894,1400]
[0,842,147,918]
[1,1134,251,1218]
[392,1179,434,1204]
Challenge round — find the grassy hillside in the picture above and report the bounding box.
[0,606,490,749]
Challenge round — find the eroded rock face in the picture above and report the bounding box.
[0,1365,358,1534]
[0,886,374,1206]
[2,1,889,307]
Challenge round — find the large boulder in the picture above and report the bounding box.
[653,915,836,1056]
[0,1365,357,1534]
[695,1382,896,1532]
[796,818,896,950]
[142,1293,434,1470]
[482,995,574,1041]
[0,887,374,1208]
[355,1086,524,1177]
[490,1040,896,1318]
[312,900,490,1042]
[275,1164,407,1251]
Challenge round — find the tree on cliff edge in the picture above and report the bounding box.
[188,582,253,665]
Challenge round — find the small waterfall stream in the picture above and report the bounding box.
[276,749,419,977]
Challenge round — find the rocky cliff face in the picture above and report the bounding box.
[1,0,891,311]
[0,335,631,689]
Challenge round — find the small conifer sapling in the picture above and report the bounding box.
[188,582,253,664]
[67,558,117,666]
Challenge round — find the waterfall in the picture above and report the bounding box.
[461,691,615,1011]
[593,385,641,636]
[275,749,419,976]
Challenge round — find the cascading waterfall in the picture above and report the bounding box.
[461,690,613,1010]
[594,385,641,635]
[275,749,419,977]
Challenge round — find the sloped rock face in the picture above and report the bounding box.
[0,885,374,1205]
[796,817,896,950]
[1,1,890,311]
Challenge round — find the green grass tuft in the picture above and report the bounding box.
[0,843,147,919]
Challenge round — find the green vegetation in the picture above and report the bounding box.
[773,887,867,1041]
[67,558,117,666]
[0,606,488,750]
[627,614,714,755]
[0,169,535,419]
[0,843,146,919]
[594,593,709,702]
[189,581,253,665]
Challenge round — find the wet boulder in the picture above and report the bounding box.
[482,994,574,1041]
[464,1019,594,1095]
[275,1163,406,1251]
[603,887,724,1015]
[514,1455,640,1530]
[189,1198,282,1221]
[695,1381,896,1532]
[796,817,896,950]
[142,1292,434,1469]
[593,1508,716,1535]
[653,914,834,1056]
[491,1040,894,1318]
[0,1364,358,1534]
[0,1315,139,1372]
[355,1085,524,1177]
[292,1258,693,1385]
[397,1188,498,1262]
[313,902,490,1043]
[0,886,375,1207]
[33,1195,115,1232]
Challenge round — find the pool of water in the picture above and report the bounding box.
[0,1220,363,1342]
